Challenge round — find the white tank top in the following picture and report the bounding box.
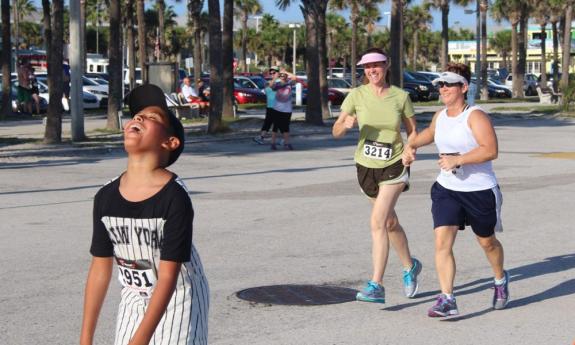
[434,105,498,192]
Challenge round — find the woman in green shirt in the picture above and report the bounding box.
[332,48,421,303]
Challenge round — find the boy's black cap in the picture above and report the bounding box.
[125,84,185,167]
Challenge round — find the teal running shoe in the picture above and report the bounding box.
[356,280,385,303]
[403,258,422,298]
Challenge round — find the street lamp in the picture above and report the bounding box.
[465,4,480,101]
[383,11,391,29]
[288,23,301,75]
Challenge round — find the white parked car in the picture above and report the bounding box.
[327,77,352,95]
[82,76,109,107]
[503,73,538,96]
[34,76,100,110]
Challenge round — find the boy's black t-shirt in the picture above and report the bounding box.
[90,174,193,263]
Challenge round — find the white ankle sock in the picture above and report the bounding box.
[494,276,506,285]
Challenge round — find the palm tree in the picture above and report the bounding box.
[277,0,329,124]
[480,0,488,100]
[492,0,529,98]
[207,0,223,133]
[326,13,349,75]
[1,0,11,118]
[235,0,262,73]
[42,0,64,144]
[404,4,432,70]
[126,0,137,90]
[489,30,511,71]
[156,0,165,60]
[359,3,381,48]
[560,1,573,94]
[531,0,551,87]
[389,0,403,86]
[188,0,204,90]
[136,0,147,83]
[222,0,235,118]
[258,14,283,66]
[426,0,471,70]
[107,0,122,130]
[330,0,384,87]
[12,0,37,50]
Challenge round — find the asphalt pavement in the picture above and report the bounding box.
[1,104,574,345]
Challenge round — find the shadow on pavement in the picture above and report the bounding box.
[383,253,575,319]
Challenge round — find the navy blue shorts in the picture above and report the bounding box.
[431,182,502,238]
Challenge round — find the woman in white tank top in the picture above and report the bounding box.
[407,63,509,317]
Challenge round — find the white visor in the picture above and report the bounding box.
[432,71,468,86]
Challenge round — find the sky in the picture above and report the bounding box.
[32,0,506,33]
[170,0,505,33]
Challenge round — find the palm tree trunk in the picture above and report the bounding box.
[81,0,87,72]
[412,31,418,70]
[207,0,223,133]
[127,0,136,90]
[136,0,147,83]
[390,0,403,87]
[560,4,572,94]
[440,0,449,70]
[157,0,165,61]
[301,1,322,125]
[552,21,559,92]
[540,24,547,87]
[1,0,11,118]
[350,4,358,87]
[221,0,234,119]
[107,0,122,130]
[480,0,488,101]
[516,15,527,98]
[189,0,203,87]
[316,0,329,121]
[511,22,519,97]
[44,0,64,144]
[241,13,248,73]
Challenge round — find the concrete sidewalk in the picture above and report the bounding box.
[0,101,556,159]
[1,104,574,344]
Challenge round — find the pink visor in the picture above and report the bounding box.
[356,53,388,66]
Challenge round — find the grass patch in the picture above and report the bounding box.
[0,137,41,146]
[92,128,123,135]
[413,97,539,106]
[238,103,266,110]
[489,105,560,114]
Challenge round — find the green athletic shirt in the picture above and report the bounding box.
[340,85,415,168]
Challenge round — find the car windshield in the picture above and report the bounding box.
[234,78,257,89]
[250,77,266,89]
[329,79,350,88]
[82,77,99,86]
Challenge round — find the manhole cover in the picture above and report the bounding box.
[236,284,357,305]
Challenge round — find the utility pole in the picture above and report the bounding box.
[69,0,85,141]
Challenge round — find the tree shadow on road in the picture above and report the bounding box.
[383,253,575,320]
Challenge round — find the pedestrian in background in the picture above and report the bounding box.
[254,66,279,145]
[270,69,296,150]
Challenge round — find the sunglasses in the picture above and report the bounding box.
[436,81,463,88]
[270,71,278,74]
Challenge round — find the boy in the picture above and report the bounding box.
[80,84,209,345]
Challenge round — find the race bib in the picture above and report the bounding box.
[363,140,393,160]
[116,258,157,298]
